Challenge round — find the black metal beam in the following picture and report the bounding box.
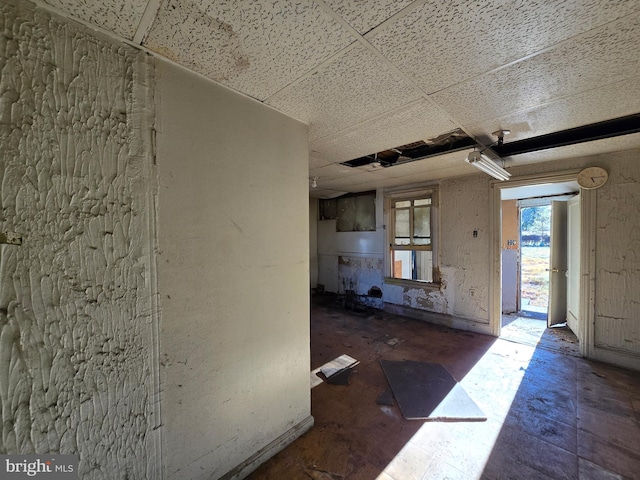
[493,114,640,157]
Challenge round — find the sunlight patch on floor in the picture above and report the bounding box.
[501,314,547,347]
[376,339,538,479]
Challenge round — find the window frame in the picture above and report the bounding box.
[385,186,440,286]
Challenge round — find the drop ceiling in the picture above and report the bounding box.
[33,0,640,198]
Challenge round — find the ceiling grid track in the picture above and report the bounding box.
[133,0,163,44]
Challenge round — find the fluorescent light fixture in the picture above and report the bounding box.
[466,151,511,181]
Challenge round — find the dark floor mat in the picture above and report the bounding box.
[380,359,486,421]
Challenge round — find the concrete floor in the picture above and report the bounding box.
[247,298,640,480]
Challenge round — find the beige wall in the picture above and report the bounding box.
[155,60,312,479]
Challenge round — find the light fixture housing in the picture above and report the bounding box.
[310,176,318,188]
[466,151,511,181]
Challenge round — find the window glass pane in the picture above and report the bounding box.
[395,209,410,238]
[413,206,430,238]
[414,238,431,245]
[354,194,376,231]
[392,250,413,279]
[415,250,433,282]
[391,249,433,282]
[333,191,376,231]
[336,196,356,232]
[394,237,410,246]
[395,200,411,208]
[414,198,431,206]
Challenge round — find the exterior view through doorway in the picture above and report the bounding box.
[520,204,551,318]
[498,179,581,353]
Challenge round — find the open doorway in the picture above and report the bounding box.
[499,183,580,354]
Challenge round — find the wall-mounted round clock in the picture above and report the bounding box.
[577,166,608,189]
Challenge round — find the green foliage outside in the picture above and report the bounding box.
[521,205,551,245]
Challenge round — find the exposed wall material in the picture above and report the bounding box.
[317,192,385,304]
[155,59,311,480]
[502,200,519,313]
[338,255,383,308]
[0,1,158,478]
[319,191,376,232]
[501,200,519,250]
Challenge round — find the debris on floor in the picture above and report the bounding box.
[310,354,360,388]
[324,367,355,385]
[380,359,486,421]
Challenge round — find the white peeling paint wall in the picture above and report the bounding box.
[439,175,491,322]
[0,1,159,478]
[316,191,385,303]
[588,152,640,358]
[381,176,492,331]
[155,60,311,479]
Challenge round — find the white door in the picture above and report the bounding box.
[566,195,581,335]
[548,201,568,326]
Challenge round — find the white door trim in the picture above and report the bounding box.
[489,169,593,357]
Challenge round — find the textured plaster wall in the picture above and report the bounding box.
[0,1,158,478]
[155,59,311,480]
[590,153,640,355]
[439,175,491,321]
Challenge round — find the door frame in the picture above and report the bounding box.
[489,169,595,358]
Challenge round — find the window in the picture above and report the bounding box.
[388,189,438,283]
[319,191,376,232]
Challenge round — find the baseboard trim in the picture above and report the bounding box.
[383,303,492,336]
[219,415,314,480]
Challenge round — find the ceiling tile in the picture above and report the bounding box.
[309,153,334,170]
[466,78,640,145]
[369,0,640,94]
[144,0,355,101]
[41,0,149,39]
[309,162,365,181]
[266,43,422,140]
[314,168,386,191]
[309,188,348,199]
[431,13,640,126]
[310,99,457,163]
[373,166,473,189]
[322,0,415,34]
